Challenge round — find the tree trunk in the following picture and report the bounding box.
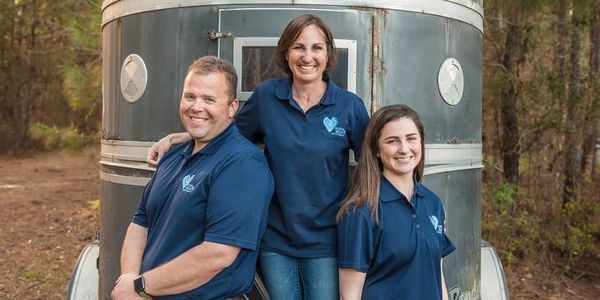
[500,6,523,186]
[582,0,600,180]
[563,0,584,207]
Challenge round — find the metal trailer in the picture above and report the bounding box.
[68,1,509,299]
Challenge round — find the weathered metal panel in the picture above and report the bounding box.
[378,10,482,143]
[102,7,218,141]
[98,181,147,300]
[425,170,482,300]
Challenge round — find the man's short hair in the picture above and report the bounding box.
[186,56,238,102]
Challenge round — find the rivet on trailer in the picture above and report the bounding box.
[67,1,509,299]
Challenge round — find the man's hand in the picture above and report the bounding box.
[147,135,173,166]
[112,273,149,300]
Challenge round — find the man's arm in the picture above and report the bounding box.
[121,223,148,274]
[147,132,191,166]
[339,268,366,300]
[142,241,240,296]
[111,223,148,299]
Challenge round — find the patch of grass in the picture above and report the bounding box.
[22,269,44,282]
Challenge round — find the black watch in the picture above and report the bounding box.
[133,274,151,298]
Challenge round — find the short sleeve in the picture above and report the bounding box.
[131,176,156,228]
[441,233,456,257]
[203,156,274,251]
[337,207,377,272]
[439,205,456,257]
[236,87,263,143]
[349,98,370,157]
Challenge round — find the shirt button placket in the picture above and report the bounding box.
[299,115,307,143]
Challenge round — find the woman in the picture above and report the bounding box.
[148,14,369,299]
[336,104,454,300]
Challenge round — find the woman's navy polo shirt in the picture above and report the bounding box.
[236,74,370,257]
[132,124,274,299]
[337,176,455,299]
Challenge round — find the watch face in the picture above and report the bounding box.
[438,57,464,106]
[134,275,144,292]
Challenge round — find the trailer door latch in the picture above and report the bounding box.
[207,30,232,40]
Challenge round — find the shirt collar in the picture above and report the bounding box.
[180,123,238,158]
[380,175,424,203]
[274,73,337,106]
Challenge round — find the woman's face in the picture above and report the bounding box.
[377,117,422,180]
[286,24,328,85]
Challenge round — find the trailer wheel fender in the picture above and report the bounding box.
[67,241,99,300]
[481,240,510,300]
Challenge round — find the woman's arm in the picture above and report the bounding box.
[339,268,366,300]
[441,260,449,300]
[147,132,191,165]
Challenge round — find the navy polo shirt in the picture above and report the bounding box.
[236,74,370,257]
[132,124,274,300]
[337,176,455,299]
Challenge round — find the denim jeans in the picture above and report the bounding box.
[258,249,339,300]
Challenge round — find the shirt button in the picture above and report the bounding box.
[412,214,416,218]
[416,224,420,229]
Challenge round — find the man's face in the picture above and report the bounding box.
[179,71,238,152]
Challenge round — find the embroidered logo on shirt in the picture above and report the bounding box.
[323,116,346,137]
[429,215,444,234]
[182,174,195,193]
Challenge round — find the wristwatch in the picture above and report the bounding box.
[133,274,151,298]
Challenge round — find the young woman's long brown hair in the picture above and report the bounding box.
[337,104,425,224]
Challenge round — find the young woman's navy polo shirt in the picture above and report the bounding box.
[236,74,370,257]
[337,176,455,299]
[132,124,274,299]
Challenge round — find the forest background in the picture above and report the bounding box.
[1,0,599,298]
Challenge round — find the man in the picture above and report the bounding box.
[111,56,274,299]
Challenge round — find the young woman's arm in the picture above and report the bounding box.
[339,268,366,300]
[441,260,449,300]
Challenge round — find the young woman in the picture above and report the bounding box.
[337,104,454,300]
[147,14,369,300]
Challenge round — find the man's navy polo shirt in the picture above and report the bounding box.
[132,124,274,300]
[337,176,455,299]
[236,74,370,257]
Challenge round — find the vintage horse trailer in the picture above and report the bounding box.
[68,1,509,299]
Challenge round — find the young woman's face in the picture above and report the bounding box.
[377,117,422,180]
[286,25,328,85]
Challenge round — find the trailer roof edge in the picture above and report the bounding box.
[101,0,484,33]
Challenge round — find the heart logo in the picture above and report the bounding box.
[182,175,195,187]
[323,117,338,133]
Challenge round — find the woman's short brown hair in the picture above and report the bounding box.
[274,14,337,74]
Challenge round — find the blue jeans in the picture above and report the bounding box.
[258,249,339,300]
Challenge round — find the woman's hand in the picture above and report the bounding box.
[147,133,191,166]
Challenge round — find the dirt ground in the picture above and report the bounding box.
[0,150,598,299]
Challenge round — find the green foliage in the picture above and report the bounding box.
[0,0,101,154]
[483,182,523,264]
[493,182,518,207]
[28,122,89,152]
[61,62,101,114]
[557,200,600,272]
